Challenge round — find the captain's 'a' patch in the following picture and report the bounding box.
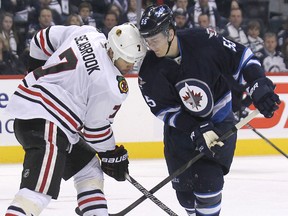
[176,78,213,117]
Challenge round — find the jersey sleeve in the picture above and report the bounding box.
[29,25,82,60]
[217,33,266,85]
[82,72,128,152]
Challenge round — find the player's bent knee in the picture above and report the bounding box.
[74,157,104,192]
[13,188,51,216]
[194,190,222,216]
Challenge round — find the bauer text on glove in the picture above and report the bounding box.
[98,145,129,181]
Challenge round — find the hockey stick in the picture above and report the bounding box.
[75,109,260,216]
[124,173,179,215]
[246,123,288,159]
[104,109,260,216]
[75,173,179,216]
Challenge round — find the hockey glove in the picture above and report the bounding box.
[247,77,281,118]
[191,122,224,158]
[98,145,129,181]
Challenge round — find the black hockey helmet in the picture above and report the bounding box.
[139,4,173,38]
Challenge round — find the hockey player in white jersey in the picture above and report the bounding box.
[5,23,146,216]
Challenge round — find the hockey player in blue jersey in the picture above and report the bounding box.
[138,5,280,216]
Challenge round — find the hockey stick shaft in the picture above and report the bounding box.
[246,123,288,159]
[108,109,260,216]
[124,173,178,215]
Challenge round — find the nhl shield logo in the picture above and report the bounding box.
[176,78,213,117]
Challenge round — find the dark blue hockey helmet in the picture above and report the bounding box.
[139,4,173,38]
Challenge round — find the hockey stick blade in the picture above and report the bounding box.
[108,109,260,216]
[76,109,260,216]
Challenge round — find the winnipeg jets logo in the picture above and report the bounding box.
[206,28,217,39]
[176,79,213,117]
[182,83,203,110]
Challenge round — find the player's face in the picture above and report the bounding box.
[145,33,169,57]
[114,58,135,75]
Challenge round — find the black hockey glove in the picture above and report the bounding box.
[233,96,252,122]
[98,145,129,181]
[247,77,281,118]
[191,122,224,158]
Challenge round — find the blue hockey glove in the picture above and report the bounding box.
[98,145,129,181]
[191,122,224,158]
[247,77,280,118]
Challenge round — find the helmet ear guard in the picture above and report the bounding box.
[107,23,147,63]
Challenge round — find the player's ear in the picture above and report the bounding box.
[168,29,174,41]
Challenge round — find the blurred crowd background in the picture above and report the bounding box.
[0,0,288,75]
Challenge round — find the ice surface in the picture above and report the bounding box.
[1,156,288,216]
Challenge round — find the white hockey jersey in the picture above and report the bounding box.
[6,25,129,152]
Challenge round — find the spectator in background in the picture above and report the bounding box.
[78,1,96,28]
[172,0,190,11]
[190,0,222,29]
[26,7,54,47]
[277,17,288,51]
[172,0,192,27]
[282,39,288,69]
[256,32,288,72]
[247,19,264,53]
[100,11,119,38]
[108,2,128,25]
[0,30,25,75]
[222,8,248,46]
[125,0,144,26]
[0,12,18,57]
[64,14,82,26]
[36,0,62,25]
[173,8,190,30]
[115,0,129,14]
[198,13,210,28]
[21,7,54,71]
[0,35,11,74]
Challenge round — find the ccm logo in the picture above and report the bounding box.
[244,83,288,129]
[101,154,128,163]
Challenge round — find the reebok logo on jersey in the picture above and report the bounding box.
[75,35,100,75]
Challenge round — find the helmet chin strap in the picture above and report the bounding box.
[165,33,175,56]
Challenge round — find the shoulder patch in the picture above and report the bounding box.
[176,79,213,117]
[206,28,218,38]
[117,75,128,94]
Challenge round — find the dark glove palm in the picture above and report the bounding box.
[248,77,281,118]
[98,145,129,181]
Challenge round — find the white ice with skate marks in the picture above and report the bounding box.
[0,156,288,216]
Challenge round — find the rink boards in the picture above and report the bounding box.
[0,75,288,163]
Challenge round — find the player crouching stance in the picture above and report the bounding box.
[138,5,280,216]
[4,23,146,216]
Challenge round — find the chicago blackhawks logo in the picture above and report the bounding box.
[176,79,213,117]
[117,75,129,94]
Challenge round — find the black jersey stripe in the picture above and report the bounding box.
[84,124,110,132]
[34,33,41,49]
[46,26,55,52]
[33,85,83,126]
[14,91,77,134]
